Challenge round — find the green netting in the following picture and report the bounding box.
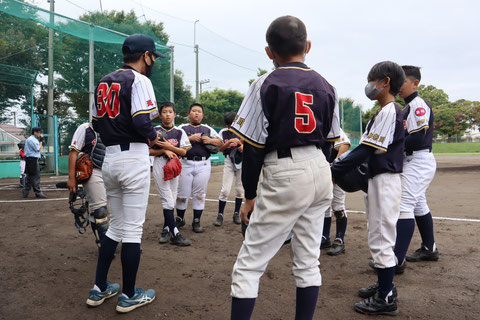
[339,99,363,148]
[0,63,38,86]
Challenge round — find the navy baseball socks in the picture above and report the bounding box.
[233,198,242,224]
[231,297,256,320]
[192,209,204,233]
[328,211,347,256]
[175,209,186,228]
[394,218,415,270]
[321,217,332,248]
[215,200,227,226]
[407,212,439,262]
[355,267,398,315]
[295,286,320,320]
[160,209,191,246]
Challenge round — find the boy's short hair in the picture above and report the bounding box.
[367,61,406,95]
[402,65,421,82]
[159,101,176,114]
[31,127,42,134]
[189,103,204,113]
[266,16,307,58]
[123,52,144,64]
[224,112,236,126]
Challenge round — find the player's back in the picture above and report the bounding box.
[258,62,338,152]
[93,66,156,146]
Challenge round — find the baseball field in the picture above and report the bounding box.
[0,154,479,320]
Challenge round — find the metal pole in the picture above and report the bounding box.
[170,46,174,103]
[89,37,94,122]
[194,20,199,102]
[340,99,344,129]
[47,0,55,173]
[30,70,38,128]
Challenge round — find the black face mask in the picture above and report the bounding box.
[145,54,155,78]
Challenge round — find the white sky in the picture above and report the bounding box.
[31,0,480,111]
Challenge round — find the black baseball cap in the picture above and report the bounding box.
[122,34,166,58]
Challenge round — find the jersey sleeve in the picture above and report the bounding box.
[334,128,351,150]
[406,98,430,134]
[131,73,159,120]
[230,73,270,148]
[207,125,221,139]
[326,88,341,141]
[69,123,88,152]
[360,104,396,152]
[218,128,227,141]
[179,128,192,149]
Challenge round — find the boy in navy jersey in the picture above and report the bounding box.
[229,16,339,320]
[150,102,192,246]
[332,61,405,315]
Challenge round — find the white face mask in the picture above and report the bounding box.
[364,79,385,100]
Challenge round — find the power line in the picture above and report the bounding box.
[199,48,256,72]
[129,0,194,23]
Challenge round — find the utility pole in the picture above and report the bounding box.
[88,28,94,123]
[194,20,199,102]
[47,0,55,173]
[200,79,210,94]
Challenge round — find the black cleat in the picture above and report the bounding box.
[214,214,223,227]
[320,237,332,249]
[233,212,241,225]
[22,190,29,198]
[35,192,47,199]
[175,216,185,228]
[170,233,191,246]
[368,260,406,275]
[327,239,345,256]
[406,244,439,262]
[192,218,204,233]
[354,290,398,316]
[159,229,171,244]
[359,283,397,299]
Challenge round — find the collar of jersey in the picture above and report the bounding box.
[278,62,311,71]
[404,91,419,105]
[189,123,203,127]
[161,125,174,132]
[117,64,138,72]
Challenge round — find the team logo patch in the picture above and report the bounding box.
[147,100,154,107]
[168,139,178,146]
[415,107,426,116]
[403,120,407,130]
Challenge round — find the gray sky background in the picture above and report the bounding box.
[33,0,480,110]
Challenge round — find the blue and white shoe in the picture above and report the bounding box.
[116,287,156,313]
[86,282,120,307]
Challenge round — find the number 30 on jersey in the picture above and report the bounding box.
[295,92,316,133]
[96,82,121,118]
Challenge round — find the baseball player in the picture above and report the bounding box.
[86,34,162,313]
[229,16,339,320]
[22,127,46,198]
[150,101,192,246]
[395,65,438,266]
[67,122,109,248]
[215,112,244,227]
[18,141,26,188]
[332,61,405,316]
[175,103,223,233]
[321,128,351,256]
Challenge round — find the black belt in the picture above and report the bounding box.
[120,143,130,151]
[405,147,432,156]
[277,148,292,159]
[185,155,209,161]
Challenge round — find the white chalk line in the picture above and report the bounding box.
[0,195,478,223]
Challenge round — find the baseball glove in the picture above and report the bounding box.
[75,153,93,183]
[201,133,220,154]
[163,157,182,181]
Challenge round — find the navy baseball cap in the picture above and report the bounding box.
[31,127,42,134]
[122,34,165,58]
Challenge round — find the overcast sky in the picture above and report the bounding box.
[32,0,480,110]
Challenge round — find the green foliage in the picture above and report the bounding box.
[339,98,362,139]
[199,89,244,127]
[433,99,480,137]
[418,84,449,108]
[172,70,194,118]
[248,68,268,86]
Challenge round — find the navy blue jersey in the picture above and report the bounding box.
[403,92,433,152]
[178,124,221,158]
[231,62,340,152]
[153,125,191,149]
[361,102,404,177]
[92,65,158,146]
[219,128,240,156]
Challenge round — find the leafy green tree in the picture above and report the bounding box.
[248,68,268,86]
[199,89,244,127]
[418,84,449,108]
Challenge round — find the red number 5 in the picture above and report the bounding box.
[294,92,316,133]
[96,82,121,119]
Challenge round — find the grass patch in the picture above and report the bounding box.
[432,142,480,154]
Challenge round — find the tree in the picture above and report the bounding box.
[418,84,449,108]
[172,70,194,119]
[339,98,362,138]
[248,68,268,86]
[199,89,244,127]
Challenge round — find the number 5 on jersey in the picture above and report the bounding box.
[96,82,121,118]
[295,92,316,133]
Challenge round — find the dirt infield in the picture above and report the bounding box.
[0,155,479,319]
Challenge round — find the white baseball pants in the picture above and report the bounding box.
[231,145,332,298]
[152,156,179,210]
[83,167,107,211]
[102,143,150,244]
[175,159,211,210]
[219,157,244,201]
[324,184,346,218]
[399,150,436,219]
[365,173,401,269]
